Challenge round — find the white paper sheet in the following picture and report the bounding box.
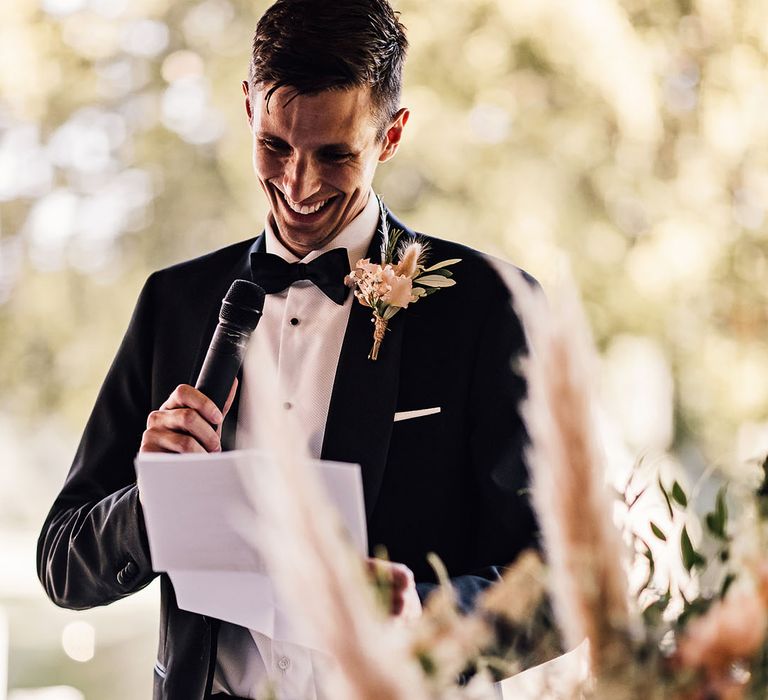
[135,449,367,646]
[496,641,590,699]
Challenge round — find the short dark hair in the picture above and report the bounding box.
[249,0,408,136]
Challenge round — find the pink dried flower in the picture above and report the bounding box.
[347,259,387,302]
[676,589,768,675]
[381,267,414,308]
[347,258,416,309]
[753,558,768,606]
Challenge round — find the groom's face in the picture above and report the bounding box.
[244,83,408,257]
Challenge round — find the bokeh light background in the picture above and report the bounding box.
[2,0,768,697]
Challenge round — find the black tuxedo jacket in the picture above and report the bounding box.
[37,211,538,700]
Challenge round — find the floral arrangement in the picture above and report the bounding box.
[618,459,768,699]
[485,270,768,699]
[240,263,768,700]
[345,198,460,360]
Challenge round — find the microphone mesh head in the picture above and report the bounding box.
[219,279,265,331]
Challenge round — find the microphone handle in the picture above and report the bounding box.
[195,322,251,412]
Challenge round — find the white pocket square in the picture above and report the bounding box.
[393,407,441,422]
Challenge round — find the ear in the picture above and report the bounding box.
[378,107,410,163]
[242,80,253,124]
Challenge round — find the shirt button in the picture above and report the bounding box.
[277,655,291,672]
[117,560,137,585]
[289,317,300,326]
[283,401,293,410]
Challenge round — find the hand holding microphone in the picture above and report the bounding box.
[140,280,266,454]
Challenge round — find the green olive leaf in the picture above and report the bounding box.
[680,526,706,572]
[650,522,667,541]
[658,477,674,520]
[422,258,462,273]
[671,481,688,508]
[415,275,456,288]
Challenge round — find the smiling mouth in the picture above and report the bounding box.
[277,189,335,216]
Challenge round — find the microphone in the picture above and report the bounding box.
[195,279,266,412]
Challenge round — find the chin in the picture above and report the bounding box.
[273,214,336,249]
[280,223,327,245]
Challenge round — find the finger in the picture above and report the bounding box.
[216,378,239,439]
[140,427,209,454]
[389,585,411,616]
[399,588,423,623]
[222,377,238,417]
[365,559,415,616]
[160,384,223,425]
[389,564,415,615]
[146,407,221,453]
[389,564,413,592]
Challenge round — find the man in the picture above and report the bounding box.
[37,1,538,698]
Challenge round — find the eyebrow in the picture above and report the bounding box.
[257,132,356,152]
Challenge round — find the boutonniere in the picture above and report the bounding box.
[345,199,461,360]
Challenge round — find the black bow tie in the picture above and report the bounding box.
[250,247,351,305]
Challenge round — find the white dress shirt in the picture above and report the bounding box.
[211,191,379,700]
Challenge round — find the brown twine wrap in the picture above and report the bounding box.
[368,315,389,361]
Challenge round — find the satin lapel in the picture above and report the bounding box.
[189,234,265,452]
[321,209,413,520]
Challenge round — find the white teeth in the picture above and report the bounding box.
[282,193,330,215]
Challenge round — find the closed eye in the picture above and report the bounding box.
[259,137,290,154]
[258,135,355,162]
[319,150,355,162]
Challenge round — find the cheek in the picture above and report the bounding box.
[358,149,382,184]
[253,149,282,181]
[319,162,370,192]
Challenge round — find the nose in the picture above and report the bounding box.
[282,153,321,203]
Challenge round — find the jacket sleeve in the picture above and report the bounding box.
[418,275,540,613]
[37,274,161,609]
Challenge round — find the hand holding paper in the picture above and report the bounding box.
[135,449,367,647]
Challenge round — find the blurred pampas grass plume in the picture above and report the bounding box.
[502,264,638,683]
[236,332,430,700]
